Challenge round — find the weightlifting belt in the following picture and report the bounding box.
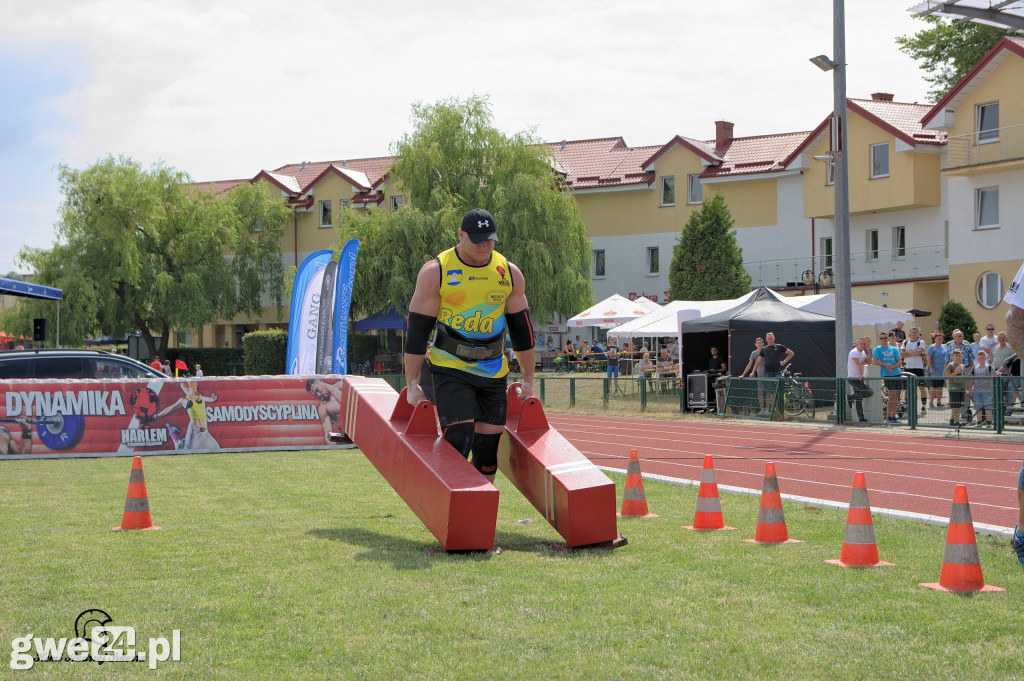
[432,325,505,361]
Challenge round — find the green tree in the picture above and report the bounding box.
[896,16,1008,102]
[668,193,751,301]
[14,157,290,353]
[937,299,977,340]
[338,95,592,325]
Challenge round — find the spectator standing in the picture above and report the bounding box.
[752,332,794,378]
[992,332,1018,410]
[930,321,942,342]
[738,337,767,414]
[847,337,872,423]
[606,338,622,393]
[970,333,982,358]
[979,324,998,353]
[946,329,975,368]
[944,349,970,426]
[968,349,994,427]
[926,331,947,407]
[563,339,577,373]
[872,332,902,424]
[150,356,162,372]
[890,320,906,343]
[195,363,204,378]
[900,326,929,415]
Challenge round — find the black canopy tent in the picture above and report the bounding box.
[681,287,836,379]
[0,277,63,345]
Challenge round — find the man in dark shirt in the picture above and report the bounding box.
[752,332,794,378]
[890,320,906,343]
[708,346,727,375]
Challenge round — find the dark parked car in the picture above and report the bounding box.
[0,348,168,380]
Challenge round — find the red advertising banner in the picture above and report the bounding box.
[0,376,355,458]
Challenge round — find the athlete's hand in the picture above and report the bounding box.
[517,381,534,403]
[407,380,425,406]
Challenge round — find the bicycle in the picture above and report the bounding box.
[780,366,815,418]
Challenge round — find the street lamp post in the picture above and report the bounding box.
[810,0,853,379]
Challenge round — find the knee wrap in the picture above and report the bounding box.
[471,433,502,476]
[443,422,475,460]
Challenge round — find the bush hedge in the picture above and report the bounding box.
[165,347,245,377]
[243,329,288,376]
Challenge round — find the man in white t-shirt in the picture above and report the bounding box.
[979,323,998,353]
[1003,262,1024,565]
[846,337,872,423]
[900,326,929,416]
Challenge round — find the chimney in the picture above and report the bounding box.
[300,161,308,170]
[560,139,568,150]
[871,92,894,102]
[715,121,734,147]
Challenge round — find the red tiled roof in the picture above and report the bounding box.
[699,131,812,178]
[922,36,1024,128]
[194,179,250,197]
[546,138,658,189]
[848,99,946,146]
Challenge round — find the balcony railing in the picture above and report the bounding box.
[744,244,948,289]
[945,123,1024,170]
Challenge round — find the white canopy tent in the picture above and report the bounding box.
[567,294,661,329]
[781,293,913,327]
[607,290,760,338]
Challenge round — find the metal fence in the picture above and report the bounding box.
[372,373,1023,434]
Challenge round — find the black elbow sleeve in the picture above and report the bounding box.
[405,312,437,355]
[505,308,535,352]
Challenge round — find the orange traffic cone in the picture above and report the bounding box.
[745,462,801,544]
[684,455,734,531]
[825,472,893,567]
[920,484,1003,593]
[112,456,161,531]
[618,449,657,518]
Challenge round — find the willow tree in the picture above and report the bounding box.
[13,157,289,353]
[339,95,593,325]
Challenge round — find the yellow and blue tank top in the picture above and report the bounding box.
[186,399,207,421]
[428,246,512,377]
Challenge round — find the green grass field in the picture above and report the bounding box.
[2,450,1022,680]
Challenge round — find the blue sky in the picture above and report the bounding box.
[0,0,934,275]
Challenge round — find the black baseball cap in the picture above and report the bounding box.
[460,208,497,243]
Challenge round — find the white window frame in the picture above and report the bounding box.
[977,102,999,144]
[866,229,879,262]
[646,246,660,276]
[319,200,332,228]
[687,174,702,204]
[870,143,889,179]
[977,272,1004,309]
[390,196,403,211]
[976,187,999,229]
[593,249,606,278]
[820,237,833,270]
[825,160,835,186]
[660,176,675,206]
[892,226,906,260]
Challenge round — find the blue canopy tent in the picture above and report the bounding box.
[0,277,63,345]
[352,304,407,331]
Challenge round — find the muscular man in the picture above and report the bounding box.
[306,378,345,444]
[404,209,535,481]
[0,418,33,455]
[1003,262,1024,565]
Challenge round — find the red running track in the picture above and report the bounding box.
[547,414,1023,529]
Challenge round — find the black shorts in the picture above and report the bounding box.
[883,378,903,392]
[928,378,945,388]
[429,365,508,428]
[905,368,924,377]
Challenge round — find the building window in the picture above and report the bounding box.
[319,200,332,228]
[647,247,659,276]
[390,196,403,211]
[660,176,675,206]
[870,143,889,178]
[820,237,833,269]
[826,160,835,186]
[593,249,606,278]
[253,219,263,233]
[977,102,999,143]
[892,226,905,259]
[977,272,1004,309]
[866,229,879,261]
[687,174,702,204]
[976,187,999,229]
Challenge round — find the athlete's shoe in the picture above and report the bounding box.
[1011,525,1024,565]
